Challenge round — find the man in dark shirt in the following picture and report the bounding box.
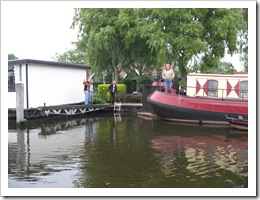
[108,80,117,104]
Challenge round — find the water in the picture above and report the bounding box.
[8,112,248,188]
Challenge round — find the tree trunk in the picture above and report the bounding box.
[178,55,188,88]
[180,65,187,88]
[112,63,119,83]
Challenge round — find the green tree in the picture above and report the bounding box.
[72,8,159,83]
[72,8,123,83]
[53,48,87,64]
[238,8,248,71]
[72,8,245,86]
[8,54,18,60]
[140,8,244,84]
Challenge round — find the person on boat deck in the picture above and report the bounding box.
[83,79,90,105]
[162,63,175,93]
[108,80,117,104]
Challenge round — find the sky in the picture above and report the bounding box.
[1,1,252,72]
[2,2,78,61]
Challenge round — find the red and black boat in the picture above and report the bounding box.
[147,73,248,125]
[225,114,248,130]
[147,91,248,124]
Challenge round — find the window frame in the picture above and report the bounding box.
[240,80,248,98]
[207,79,218,97]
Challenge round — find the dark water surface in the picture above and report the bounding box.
[8,112,248,188]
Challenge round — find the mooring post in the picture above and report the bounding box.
[16,83,26,123]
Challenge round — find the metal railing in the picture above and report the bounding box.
[186,86,248,100]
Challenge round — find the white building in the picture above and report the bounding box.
[8,59,91,109]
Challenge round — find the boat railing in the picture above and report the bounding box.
[186,86,248,100]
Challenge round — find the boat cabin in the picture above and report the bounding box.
[186,73,248,100]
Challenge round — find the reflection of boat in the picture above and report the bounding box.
[147,73,248,125]
[151,133,248,176]
[225,114,248,131]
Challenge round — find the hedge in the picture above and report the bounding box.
[98,84,127,102]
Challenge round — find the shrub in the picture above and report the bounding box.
[93,93,106,104]
[98,84,127,102]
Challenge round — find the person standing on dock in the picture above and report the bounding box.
[88,79,94,104]
[108,80,117,104]
[83,79,90,105]
[162,63,175,93]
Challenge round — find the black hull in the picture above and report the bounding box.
[149,99,230,123]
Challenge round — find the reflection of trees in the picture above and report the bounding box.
[76,116,165,188]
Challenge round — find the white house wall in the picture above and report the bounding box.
[27,64,86,108]
[8,63,87,109]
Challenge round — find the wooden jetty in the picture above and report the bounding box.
[38,104,111,116]
[8,103,143,120]
[38,103,142,116]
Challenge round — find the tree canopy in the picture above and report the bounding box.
[8,54,18,60]
[70,8,246,85]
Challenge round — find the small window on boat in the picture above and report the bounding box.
[208,80,218,97]
[240,81,248,98]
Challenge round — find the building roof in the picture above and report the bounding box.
[8,59,91,70]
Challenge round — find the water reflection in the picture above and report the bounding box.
[8,113,248,188]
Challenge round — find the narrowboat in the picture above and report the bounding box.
[147,73,248,125]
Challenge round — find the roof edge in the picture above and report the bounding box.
[8,59,91,69]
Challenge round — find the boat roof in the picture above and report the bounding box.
[187,72,248,78]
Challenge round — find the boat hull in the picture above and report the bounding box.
[147,91,248,124]
[225,114,248,131]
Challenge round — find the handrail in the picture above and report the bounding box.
[186,86,248,100]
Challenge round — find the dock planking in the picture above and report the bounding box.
[38,104,110,110]
[38,104,111,116]
[37,103,143,116]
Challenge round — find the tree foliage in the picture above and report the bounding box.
[8,54,18,60]
[53,48,87,64]
[71,8,246,85]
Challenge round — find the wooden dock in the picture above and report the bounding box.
[36,103,143,117]
[8,103,143,120]
[38,104,111,116]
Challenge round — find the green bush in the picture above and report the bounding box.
[98,84,127,102]
[93,93,106,104]
[125,95,142,103]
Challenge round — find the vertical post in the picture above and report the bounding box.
[16,83,25,123]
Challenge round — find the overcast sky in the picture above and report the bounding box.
[1,1,255,71]
[2,2,78,61]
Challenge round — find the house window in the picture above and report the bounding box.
[8,65,15,92]
[240,81,248,98]
[208,80,218,97]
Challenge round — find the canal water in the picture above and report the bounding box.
[8,112,248,189]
